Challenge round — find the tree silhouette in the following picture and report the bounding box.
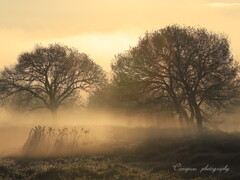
[0,44,106,120]
[112,25,240,129]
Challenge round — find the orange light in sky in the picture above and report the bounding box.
[0,0,239,71]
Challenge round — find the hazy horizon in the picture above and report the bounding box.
[1,0,240,72]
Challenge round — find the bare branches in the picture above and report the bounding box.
[0,43,106,115]
[112,25,240,129]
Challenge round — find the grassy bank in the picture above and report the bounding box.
[0,128,239,180]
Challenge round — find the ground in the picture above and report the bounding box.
[0,128,240,180]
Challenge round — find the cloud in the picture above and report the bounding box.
[206,3,240,7]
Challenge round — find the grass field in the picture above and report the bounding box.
[0,127,240,180]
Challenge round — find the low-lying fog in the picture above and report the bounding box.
[0,107,240,157]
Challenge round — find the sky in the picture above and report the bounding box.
[0,0,240,72]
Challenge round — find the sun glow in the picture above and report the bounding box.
[42,31,140,71]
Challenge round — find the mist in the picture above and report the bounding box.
[0,105,240,158]
[0,108,177,156]
[1,25,240,179]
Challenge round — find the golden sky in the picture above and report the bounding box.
[0,0,239,71]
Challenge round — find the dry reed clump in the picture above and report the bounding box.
[22,126,92,156]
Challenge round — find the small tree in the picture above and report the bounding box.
[112,25,240,129]
[0,44,106,120]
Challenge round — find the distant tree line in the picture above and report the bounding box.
[1,25,240,129]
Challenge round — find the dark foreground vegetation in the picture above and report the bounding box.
[0,129,240,180]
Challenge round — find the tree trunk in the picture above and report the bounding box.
[176,106,194,127]
[49,96,58,126]
[187,93,203,131]
[191,99,203,131]
[195,108,203,130]
[51,108,58,126]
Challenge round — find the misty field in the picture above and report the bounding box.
[1,24,240,180]
[0,123,240,180]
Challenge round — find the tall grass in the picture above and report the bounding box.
[22,126,92,156]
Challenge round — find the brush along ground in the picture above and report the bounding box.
[0,129,240,180]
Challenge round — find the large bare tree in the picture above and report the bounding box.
[0,44,106,119]
[112,25,240,129]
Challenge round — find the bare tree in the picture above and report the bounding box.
[0,44,106,120]
[112,25,240,129]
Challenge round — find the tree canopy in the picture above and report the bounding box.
[0,44,106,117]
[112,25,240,129]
